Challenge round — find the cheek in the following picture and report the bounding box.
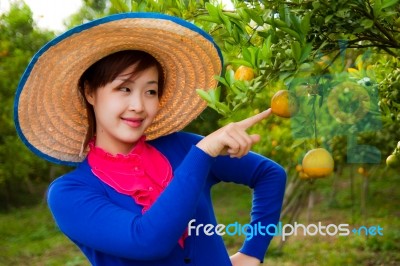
[94,97,124,118]
[148,100,160,118]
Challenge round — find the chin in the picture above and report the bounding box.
[123,134,144,144]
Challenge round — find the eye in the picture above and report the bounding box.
[146,89,158,96]
[119,87,131,93]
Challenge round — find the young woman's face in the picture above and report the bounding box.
[86,64,160,154]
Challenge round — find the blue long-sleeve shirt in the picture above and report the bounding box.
[47,132,286,265]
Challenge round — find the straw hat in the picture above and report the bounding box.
[14,12,222,166]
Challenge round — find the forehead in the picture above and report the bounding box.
[115,65,159,83]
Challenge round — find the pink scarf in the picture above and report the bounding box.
[87,136,187,247]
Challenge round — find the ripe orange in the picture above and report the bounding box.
[302,148,334,178]
[271,90,299,118]
[357,167,365,175]
[386,154,400,168]
[234,65,255,81]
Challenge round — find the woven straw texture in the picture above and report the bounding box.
[15,15,222,165]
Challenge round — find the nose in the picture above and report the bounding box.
[128,93,144,113]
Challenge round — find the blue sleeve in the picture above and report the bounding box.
[47,145,215,260]
[212,152,287,262]
[172,132,287,261]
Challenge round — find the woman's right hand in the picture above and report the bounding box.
[196,109,272,158]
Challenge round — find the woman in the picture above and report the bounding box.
[14,13,286,266]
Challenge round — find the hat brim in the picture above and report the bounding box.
[14,12,222,166]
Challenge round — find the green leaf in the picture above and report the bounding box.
[215,101,231,115]
[291,138,307,149]
[232,26,241,43]
[242,47,252,62]
[214,86,222,101]
[230,58,253,67]
[237,8,250,22]
[279,27,302,42]
[290,13,302,32]
[361,19,374,29]
[373,0,382,16]
[205,2,221,23]
[218,9,232,34]
[300,13,311,34]
[319,94,324,107]
[214,75,229,88]
[244,8,264,25]
[269,18,288,28]
[381,0,399,9]
[225,69,235,86]
[223,12,241,20]
[260,35,272,60]
[209,88,220,101]
[325,14,334,23]
[257,30,271,38]
[233,81,249,92]
[230,84,242,94]
[299,42,313,63]
[110,0,130,12]
[196,89,212,103]
[197,15,220,23]
[312,2,320,9]
[291,41,301,63]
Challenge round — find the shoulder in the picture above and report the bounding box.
[148,131,203,151]
[47,159,103,197]
[147,132,205,166]
[47,159,109,214]
[150,131,203,144]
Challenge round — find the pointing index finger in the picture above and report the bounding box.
[237,108,272,129]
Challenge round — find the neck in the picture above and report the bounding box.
[92,136,144,156]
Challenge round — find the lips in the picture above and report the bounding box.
[121,117,144,128]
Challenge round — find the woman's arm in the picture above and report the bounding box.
[186,108,286,262]
[211,150,287,262]
[48,145,215,260]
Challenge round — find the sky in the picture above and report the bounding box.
[0,0,82,32]
[0,0,234,32]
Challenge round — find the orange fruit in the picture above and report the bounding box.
[357,167,365,175]
[386,154,400,168]
[271,140,278,147]
[234,65,255,81]
[295,164,303,172]
[271,90,299,118]
[302,148,334,178]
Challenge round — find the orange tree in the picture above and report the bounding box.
[48,0,400,218]
[74,0,398,166]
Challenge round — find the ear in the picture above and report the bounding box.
[84,82,95,105]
